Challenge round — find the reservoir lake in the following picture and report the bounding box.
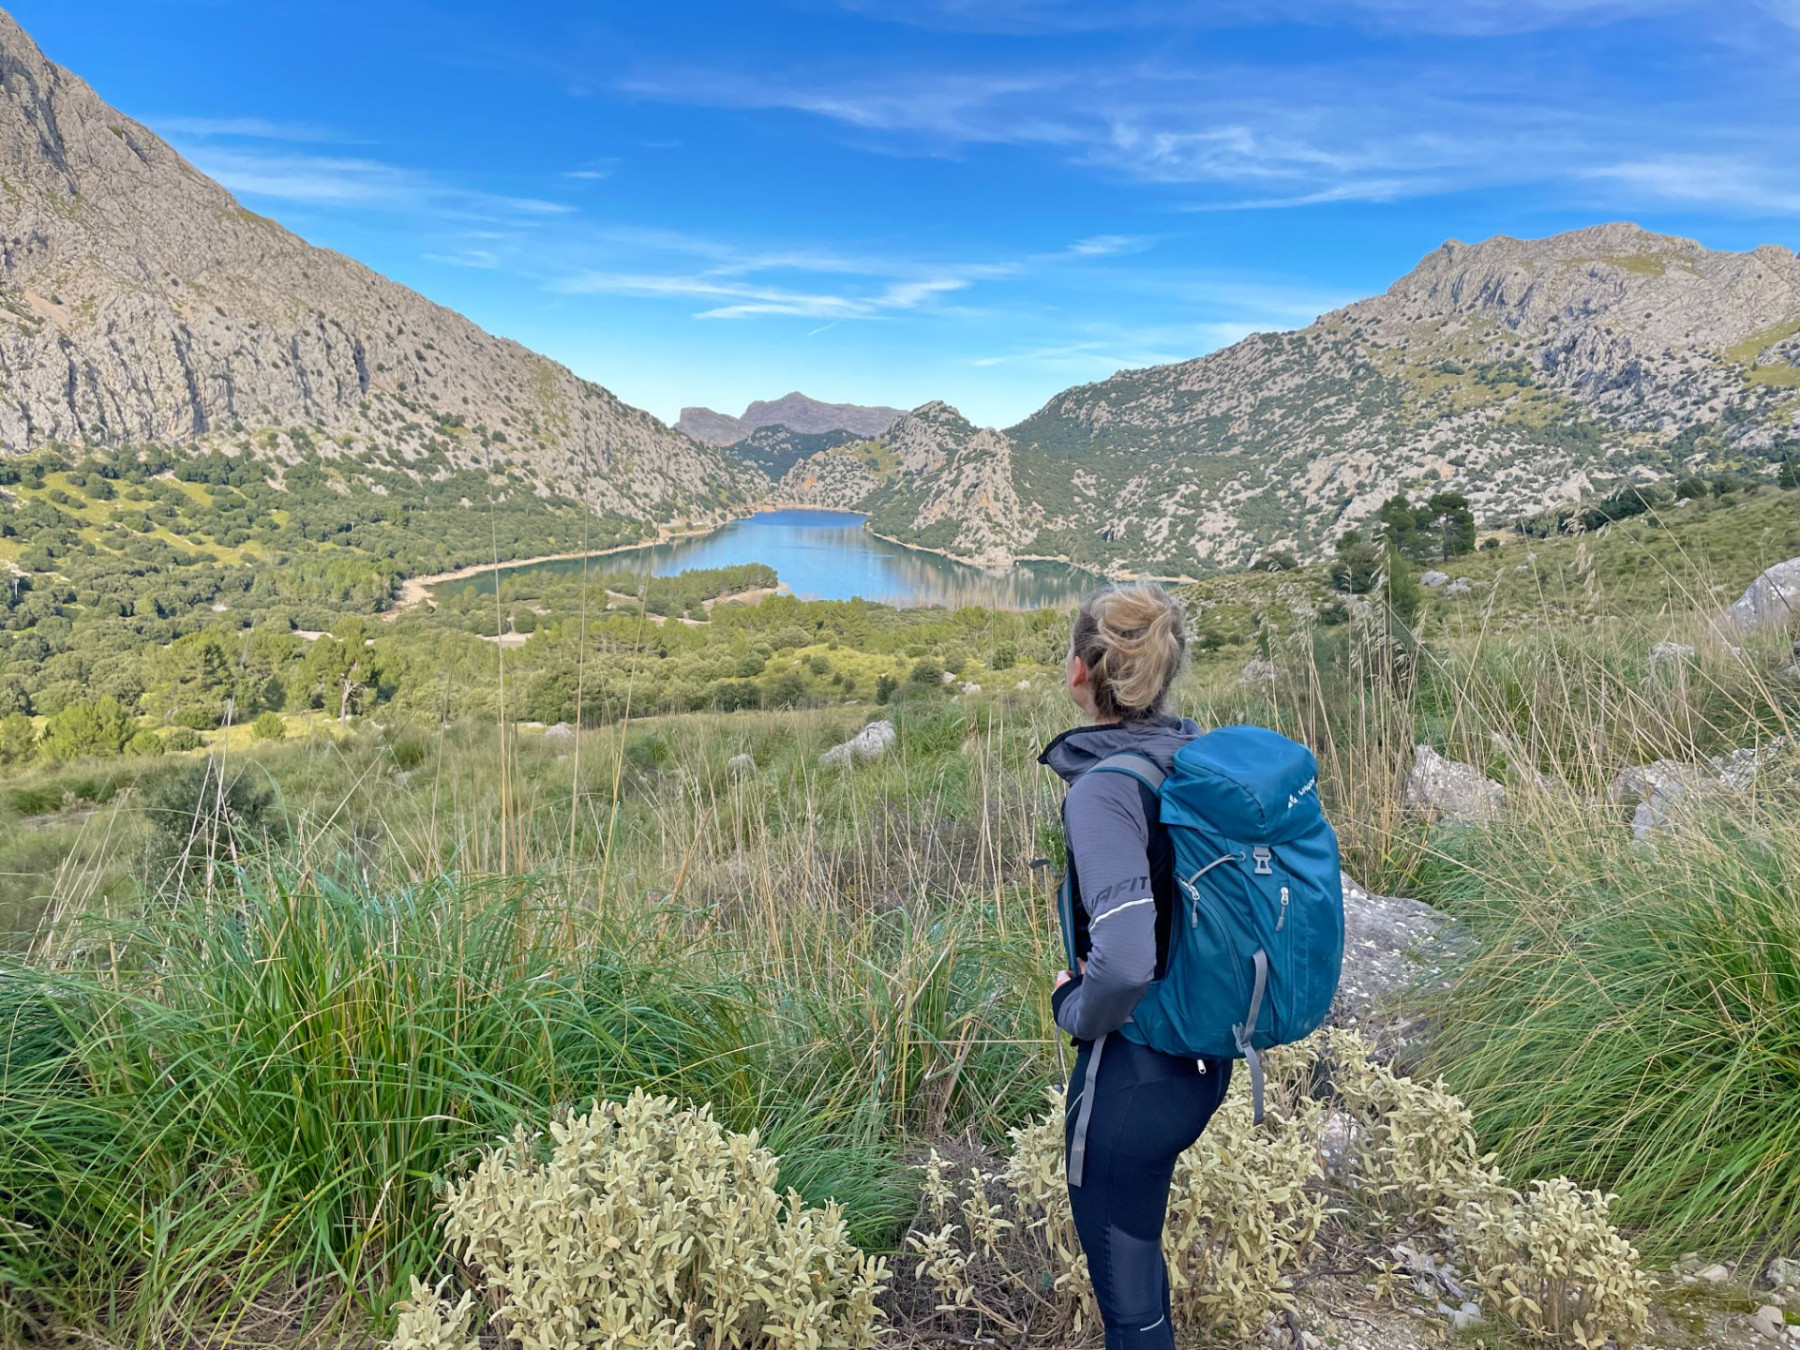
[438,509,1098,610]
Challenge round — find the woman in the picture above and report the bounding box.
[1038,582,1231,1350]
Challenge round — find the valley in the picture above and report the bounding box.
[4,5,1800,1350]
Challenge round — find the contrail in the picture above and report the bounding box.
[807,322,839,337]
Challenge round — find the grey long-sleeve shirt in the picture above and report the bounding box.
[1040,716,1200,1042]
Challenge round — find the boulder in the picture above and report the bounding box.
[1404,745,1505,822]
[1730,557,1800,633]
[1611,745,1786,839]
[1712,738,1787,790]
[544,722,575,740]
[1421,570,1450,588]
[1443,577,1474,597]
[1649,640,1696,668]
[726,753,756,782]
[1239,658,1284,684]
[1761,1258,1800,1291]
[1330,873,1468,1042]
[820,719,897,769]
[1609,758,1709,805]
[1754,1305,1786,1339]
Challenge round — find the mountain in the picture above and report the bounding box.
[0,9,750,527]
[815,224,1800,576]
[723,424,860,480]
[5,0,1797,586]
[677,392,904,446]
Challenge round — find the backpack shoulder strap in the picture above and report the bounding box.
[1087,752,1166,793]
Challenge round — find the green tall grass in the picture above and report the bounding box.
[0,695,1066,1342]
[1421,806,1800,1258]
[1,869,939,1339]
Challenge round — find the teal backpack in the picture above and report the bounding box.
[1066,725,1344,1127]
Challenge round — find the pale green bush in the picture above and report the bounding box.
[392,1090,889,1350]
[908,1072,1329,1344]
[1451,1178,1653,1350]
[905,1031,1652,1350]
[389,1278,478,1350]
[1290,1027,1507,1218]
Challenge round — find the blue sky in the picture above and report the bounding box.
[17,0,1800,428]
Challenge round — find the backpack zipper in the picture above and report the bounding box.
[1179,853,1244,927]
[1276,885,1290,932]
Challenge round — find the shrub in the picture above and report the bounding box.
[908,1074,1329,1344]
[1301,1027,1505,1220]
[904,1030,1653,1349]
[1451,1179,1653,1349]
[0,712,36,768]
[906,659,944,689]
[6,784,61,816]
[39,696,135,763]
[139,759,289,889]
[163,726,202,752]
[394,1092,889,1350]
[388,731,428,770]
[125,729,165,757]
[252,712,285,742]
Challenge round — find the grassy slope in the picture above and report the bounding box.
[8,486,1800,1342]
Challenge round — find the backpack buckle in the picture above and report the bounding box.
[1252,847,1274,876]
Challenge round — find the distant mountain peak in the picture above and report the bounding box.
[677,392,904,445]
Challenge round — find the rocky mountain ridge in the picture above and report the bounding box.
[782,223,1800,576]
[677,392,904,446]
[4,3,1798,582]
[0,9,751,529]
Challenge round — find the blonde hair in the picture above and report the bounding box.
[1071,582,1187,721]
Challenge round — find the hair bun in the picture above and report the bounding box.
[1071,582,1187,719]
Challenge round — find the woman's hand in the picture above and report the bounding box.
[1054,968,1073,991]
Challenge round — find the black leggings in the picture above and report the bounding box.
[1064,1035,1232,1350]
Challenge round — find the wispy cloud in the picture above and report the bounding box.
[424,248,505,269]
[562,159,618,181]
[153,112,578,223]
[1183,178,1428,210]
[826,0,1694,36]
[620,48,1799,219]
[556,268,972,320]
[545,228,1144,323]
[1754,0,1800,28]
[1067,234,1155,255]
[179,145,574,220]
[1587,156,1800,216]
[147,115,352,143]
[968,324,1268,375]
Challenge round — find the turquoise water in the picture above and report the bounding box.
[445,509,1098,610]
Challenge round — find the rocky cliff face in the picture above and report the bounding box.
[677,392,903,446]
[853,224,1800,576]
[0,10,750,523]
[857,403,1040,564]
